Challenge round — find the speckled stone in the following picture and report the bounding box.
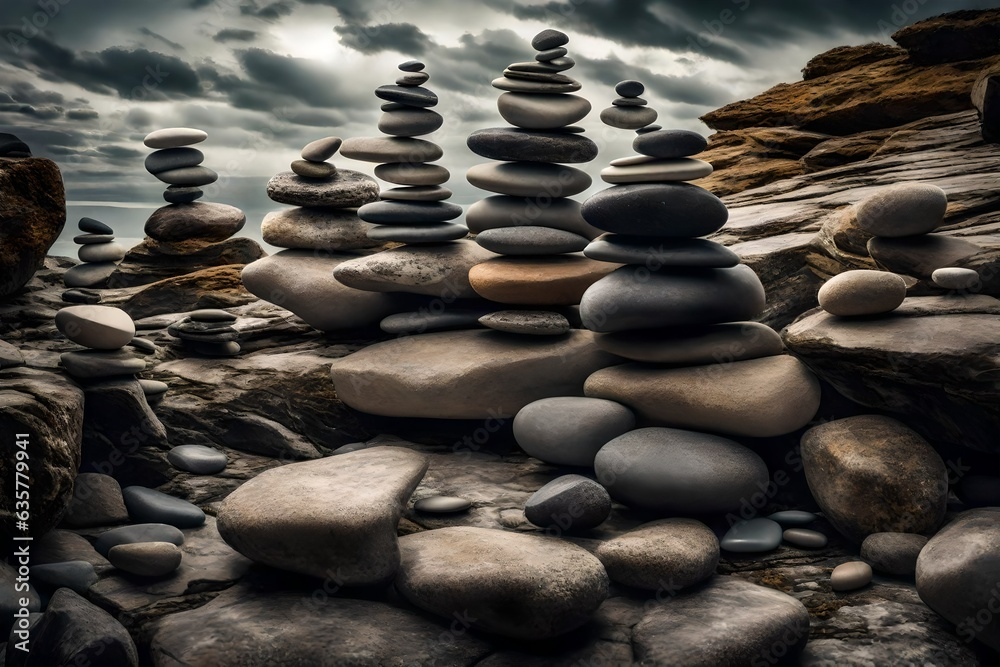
[831,561,873,591]
[478,310,571,335]
[861,532,928,575]
[596,518,718,591]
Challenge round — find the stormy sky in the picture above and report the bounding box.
[0,0,994,252]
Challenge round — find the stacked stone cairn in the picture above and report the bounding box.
[241,134,407,332]
[858,182,983,291]
[166,307,242,357]
[463,28,612,332]
[332,61,502,335]
[511,83,825,559]
[63,217,126,290]
[107,128,261,288]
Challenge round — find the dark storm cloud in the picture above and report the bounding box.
[138,28,184,51]
[214,28,260,42]
[296,0,372,22]
[66,108,100,120]
[578,55,731,107]
[334,22,432,54]
[0,80,66,106]
[489,0,979,63]
[240,1,295,21]
[0,103,62,119]
[11,36,204,99]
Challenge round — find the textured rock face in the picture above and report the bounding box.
[217,447,428,584]
[892,9,1000,64]
[801,43,904,80]
[801,415,948,543]
[0,157,65,297]
[785,297,1000,453]
[0,368,83,537]
[107,237,266,288]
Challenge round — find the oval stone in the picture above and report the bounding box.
[94,523,184,557]
[143,127,207,149]
[478,310,570,335]
[60,349,146,379]
[396,71,429,86]
[78,217,113,234]
[163,186,203,204]
[524,475,611,531]
[374,84,438,108]
[768,510,818,526]
[55,305,135,350]
[581,183,728,237]
[596,518,718,591]
[861,532,927,575]
[465,196,600,238]
[583,235,738,267]
[594,427,769,515]
[340,136,442,163]
[615,80,644,96]
[721,519,783,552]
[492,76,581,94]
[633,129,708,158]
[467,161,591,198]
[144,202,246,243]
[469,256,619,305]
[78,242,126,263]
[818,270,907,316]
[367,223,468,243]
[600,105,658,130]
[467,128,598,163]
[108,541,183,577]
[514,396,635,467]
[153,166,218,187]
[535,46,567,61]
[600,158,713,184]
[398,59,424,72]
[122,487,206,529]
[475,226,589,255]
[290,159,336,179]
[497,92,591,130]
[139,379,168,397]
[585,355,821,438]
[380,185,452,201]
[856,182,947,237]
[358,200,462,224]
[782,528,828,549]
[594,321,784,365]
[532,28,569,50]
[831,561,873,591]
[579,264,766,332]
[74,233,115,244]
[167,445,228,475]
[300,136,342,162]
[378,108,444,137]
[374,162,449,186]
[144,147,204,175]
[63,262,118,288]
[931,266,980,289]
[801,415,948,542]
[413,496,471,513]
[262,208,378,251]
[266,169,380,207]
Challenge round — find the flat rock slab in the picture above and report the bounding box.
[266,169,379,208]
[396,526,609,639]
[148,579,492,666]
[784,296,1000,452]
[330,329,619,419]
[217,446,428,584]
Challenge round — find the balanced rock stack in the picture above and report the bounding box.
[166,308,241,357]
[576,85,821,441]
[55,305,143,382]
[331,61,504,334]
[862,182,982,290]
[63,217,126,290]
[464,29,613,330]
[107,128,263,288]
[241,136,408,332]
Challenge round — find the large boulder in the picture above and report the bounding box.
[107,237,266,288]
[217,446,428,584]
[395,526,608,639]
[801,415,948,543]
[916,508,1000,651]
[6,588,137,667]
[0,368,83,537]
[116,265,258,320]
[0,157,65,297]
[330,329,620,419]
